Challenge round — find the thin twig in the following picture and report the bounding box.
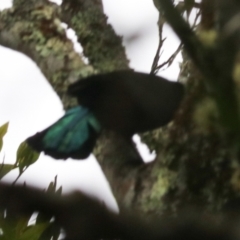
[192,9,201,29]
[11,167,27,186]
[154,43,183,74]
[151,13,166,74]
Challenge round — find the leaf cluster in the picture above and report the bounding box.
[0,123,62,239]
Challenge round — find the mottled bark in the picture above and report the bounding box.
[0,0,137,207]
[137,0,240,215]
[0,0,95,108]
[61,0,129,72]
[2,0,240,219]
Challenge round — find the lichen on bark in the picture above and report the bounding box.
[2,0,240,219]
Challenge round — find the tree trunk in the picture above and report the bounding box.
[1,0,240,218]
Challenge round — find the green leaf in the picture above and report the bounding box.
[0,164,16,180]
[46,176,58,194]
[36,177,62,225]
[16,141,40,173]
[0,215,29,240]
[18,223,49,240]
[0,215,14,240]
[38,222,61,240]
[35,211,52,225]
[56,186,62,196]
[0,122,9,152]
[16,217,32,237]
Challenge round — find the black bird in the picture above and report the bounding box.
[27,70,184,160]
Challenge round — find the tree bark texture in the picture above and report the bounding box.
[1,0,240,217]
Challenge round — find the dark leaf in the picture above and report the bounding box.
[0,123,9,152]
[16,141,40,173]
[0,164,16,180]
[18,223,49,240]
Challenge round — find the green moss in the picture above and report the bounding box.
[151,168,177,202]
[193,97,220,134]
[65,4,129,72]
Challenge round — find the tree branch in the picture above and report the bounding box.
[0,0,96,109]
[0,0,147,207]
[61,0,129,72]
[154,0,240,139]
[0,183,239,240]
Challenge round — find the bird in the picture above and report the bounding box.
[26,70,184,160]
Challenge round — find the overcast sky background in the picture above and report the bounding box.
[0,0,180,210]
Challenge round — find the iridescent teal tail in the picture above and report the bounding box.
[27,107,102,159]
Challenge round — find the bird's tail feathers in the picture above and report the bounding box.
[26,106,101,160]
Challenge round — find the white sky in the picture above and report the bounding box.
[0,0,180,210]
